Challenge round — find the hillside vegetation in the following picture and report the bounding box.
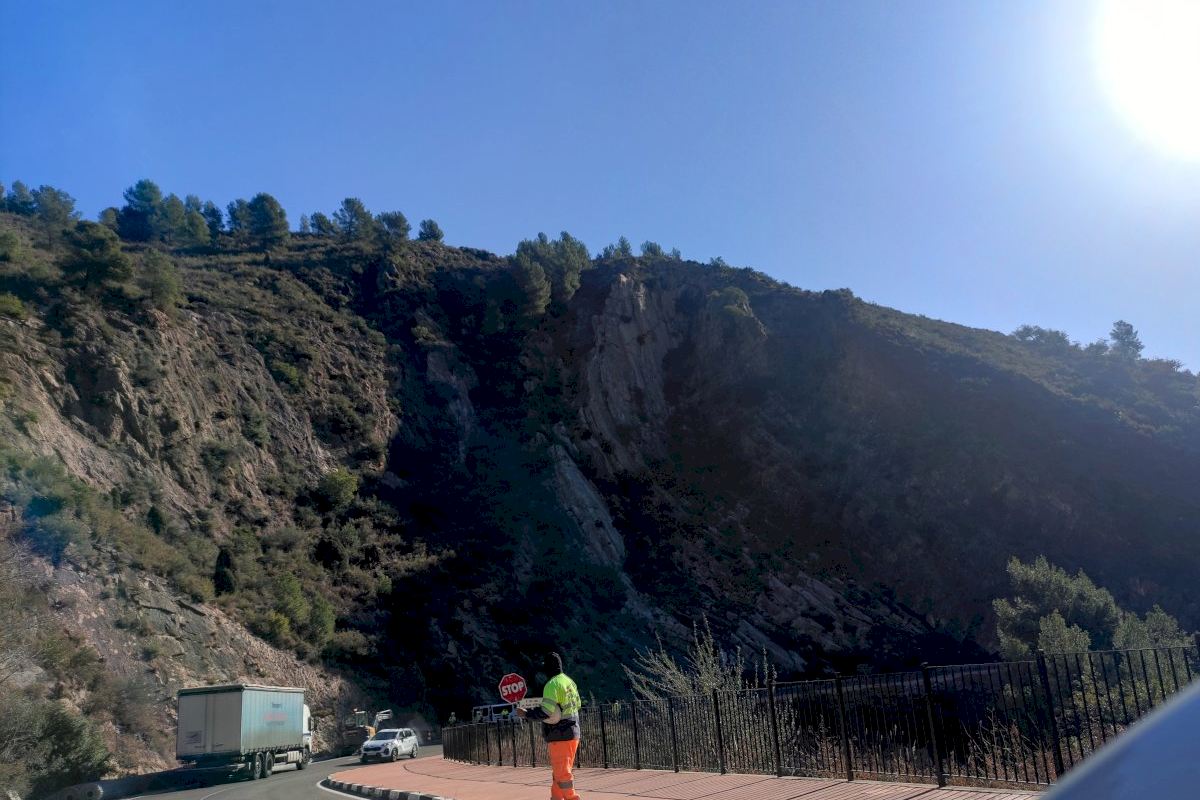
[2,179,1199,794]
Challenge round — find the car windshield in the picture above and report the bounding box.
[369,730,398,741]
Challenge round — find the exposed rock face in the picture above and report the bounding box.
[552,265,939,669]
[546,443,624,569]
[42,554,365,761]
[4,215,1200,778]
[574,273,683,476]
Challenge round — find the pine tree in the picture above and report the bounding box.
[98,207,120,231]
[417,219,444,242]
[376,211,410,246]
[1109,320,1144,360]
[333,198,376,240]
[201,201,224,243]
[62,222,133,290]
[226,199,251,241]
[30,185,78,247]
[159,194,187,243]
[310,212,337,236]
[182,210,210,247]
[5,181,36,215]
[117,179,165,241]
[247,193,289,249]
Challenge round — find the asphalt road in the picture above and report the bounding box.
[127,747,443,800]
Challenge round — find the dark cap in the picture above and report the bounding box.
[542,651,563,676]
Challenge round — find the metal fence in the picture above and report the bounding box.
[442,642,1200,789]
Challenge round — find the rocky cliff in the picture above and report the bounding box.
[3,211,1199,791]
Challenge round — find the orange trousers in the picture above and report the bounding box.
[547,739,580,800]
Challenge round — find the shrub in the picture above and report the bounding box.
[318,467,359,511]
[0,696,112,798]
[315,395,368,440]
[307,595,336,647]
[258,611,292,644]
[0,292,27,319]
[272,573,310,628]
[25,512,90,565]
[0,229,20,262]
[324,629,371,661]
[138,250,183,312]
[242,411,270,446]
[213,546,236,595]
[411,324,439,344]
[270,360,304,389]
[200,442,240,478]
[173,572,214,603]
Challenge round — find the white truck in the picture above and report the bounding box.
[176,684,312,779]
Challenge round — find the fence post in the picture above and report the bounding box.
[712,688,727,775]
[496,722,503,766]
[485,721,492,765]
[1036,649,1067,779]
[667,695,679,773]
[920,663,948,787]
[598,703,609,768]
[834,676,854,782]
[631,699,642,769]
[529,719,536,767]
[511,719,519,768]
[767,680,783,777]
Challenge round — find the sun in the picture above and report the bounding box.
[1094,0,1200,160]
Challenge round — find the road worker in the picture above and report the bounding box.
[518,651,582,800]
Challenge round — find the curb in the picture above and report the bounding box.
[321,777,453,800]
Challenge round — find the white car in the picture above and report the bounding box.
[359,728,420,762]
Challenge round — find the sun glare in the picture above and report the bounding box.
[1094,0,1200,160]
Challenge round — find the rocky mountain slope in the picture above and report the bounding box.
[2,204,1199,791]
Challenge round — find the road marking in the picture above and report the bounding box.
[197,787,238,800]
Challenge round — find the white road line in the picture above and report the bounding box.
[197,786,239,800]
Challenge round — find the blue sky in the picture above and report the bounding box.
[3,1,1199,365]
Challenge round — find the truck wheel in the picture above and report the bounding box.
[250,754,263,780]
[298,749,311,770]
[264,753,274,777]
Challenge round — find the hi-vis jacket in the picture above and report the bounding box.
[526,673,582,741]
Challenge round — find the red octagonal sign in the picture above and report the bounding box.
[498,673,527,704]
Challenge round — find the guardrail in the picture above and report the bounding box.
[442,642,1199,789]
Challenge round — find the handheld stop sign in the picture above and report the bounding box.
[498,673,528,704]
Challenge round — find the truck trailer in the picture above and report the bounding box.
[176,684,312,779]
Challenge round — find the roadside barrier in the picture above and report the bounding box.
[444,641,1200,789]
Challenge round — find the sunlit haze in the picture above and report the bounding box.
[1094,0,1200,161]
